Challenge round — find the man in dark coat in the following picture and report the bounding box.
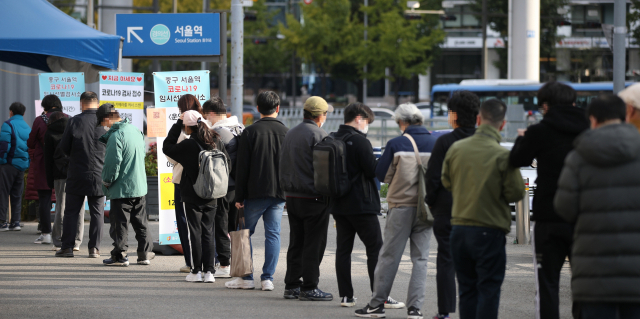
[426,90,480,319]
[55,92,107,258]
[555,94,640,318]
[280,96,332,301]
[509,82,589,319]
[29,95,63,245]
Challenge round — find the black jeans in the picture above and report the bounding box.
[37,190,53,234]
[214,189,233,266]
[226,189,238,233]
[532,221,574,319]
[0,164,24,223]
[433,214,456,314]
[580,302,640,319]
[451,226,506,319]
[284,197,330,291]
[174,184,191,267]
[109,197,153,261]
[334,213,383,298]
[62,194,104,250]
[183,202,216,274]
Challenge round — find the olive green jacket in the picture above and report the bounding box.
[442,124,525,233]
[99,119,148,200]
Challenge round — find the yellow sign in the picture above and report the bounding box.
[100,100,144,110]
[160,173,176,210]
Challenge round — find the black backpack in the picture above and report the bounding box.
[312,132,357,197]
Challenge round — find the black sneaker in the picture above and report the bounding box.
[384,296,405,309]
[8,222,21,231]
[408,307,423,319]
[103,256,129,267]
[55,248,74,258]
[340,296,357,307]
[355,304,386,318]
[299,288,333,301]
[284,287,300,299]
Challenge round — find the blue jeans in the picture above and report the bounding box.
[451,226,506,319]
[241,197,285,282]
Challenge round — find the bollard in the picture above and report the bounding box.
[515,177,530,245]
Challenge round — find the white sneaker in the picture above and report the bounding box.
[34,234,52,244]
[204,271,215,283]
[225,277,255,289]
[384,296,405,309]
[73,245,80,251]
[186,271,203,282]
[261,280,274,291]
[52,245,60,251]
[214,266,231,278]
[180,265,191,273]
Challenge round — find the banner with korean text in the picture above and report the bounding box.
[153,70,210,245]
[98,72,145,132]
[38,73,85,117]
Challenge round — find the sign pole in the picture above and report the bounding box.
[613,0,626,94]
[230,0,244,118]
[220,12,228,105]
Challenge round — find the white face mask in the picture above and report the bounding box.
[320,121,325,128]
[360,124,369,134]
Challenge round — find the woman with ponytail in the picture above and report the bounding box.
[168,94,203,273]
[163,110,230,283]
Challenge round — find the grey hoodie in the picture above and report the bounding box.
[555,123,640,303]
[211,116,245,188]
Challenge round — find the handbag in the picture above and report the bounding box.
[404,134,434,226]
[229,207,254,277]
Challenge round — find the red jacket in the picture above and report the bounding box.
[27,111,55,190]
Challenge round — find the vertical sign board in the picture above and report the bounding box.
[98,72,145,132]
[153,70,210,245]
[38,73,85,117]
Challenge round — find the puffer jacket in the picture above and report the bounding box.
[44,117,69,188]
[28,110,62,190]
[375,125,437,208]
[279,119,327,198]
[58,109,106,196]
[555,123,640,303]
[211,115,245,188]
[0,114,31,171]
[99,118,148,200]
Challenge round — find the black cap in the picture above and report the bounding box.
[96,103,117,127]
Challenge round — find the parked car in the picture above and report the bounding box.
[369,107,398,129]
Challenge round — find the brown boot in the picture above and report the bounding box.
[88,247,100,258]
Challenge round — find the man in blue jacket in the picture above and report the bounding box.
[0,102,31,231]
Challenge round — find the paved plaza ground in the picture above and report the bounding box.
[0,215,572,318]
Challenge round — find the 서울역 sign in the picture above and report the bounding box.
[116,13,221,57]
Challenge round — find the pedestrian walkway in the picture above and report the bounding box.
[0,217,571,318]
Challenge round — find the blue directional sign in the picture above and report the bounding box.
[116,13,221,57]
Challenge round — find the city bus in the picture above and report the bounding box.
[428,80,635,118]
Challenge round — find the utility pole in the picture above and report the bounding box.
[481,0,487,79]
[290,0,296,108]
[230,0,244,118]
[87,0,94,29]
[202,0,208,72]
[363,0,368,105]
[172,0,177,71]
[613,0,627,94]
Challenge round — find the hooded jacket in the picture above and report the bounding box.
[279,119,327,198]
[99,118,148,200]
[510,105,589,222]
[426,126,476,216]
[44,117,69,188]
[555,123,640,303]
[211,115,245,188]
[329,125,380,215]
[163,120,230,206]
[58,109,107,197]
[443,124,526,233]
[0,114,31,171]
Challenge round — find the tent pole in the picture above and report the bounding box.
[118,39,123,72]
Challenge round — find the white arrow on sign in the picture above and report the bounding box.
[127,27,144,43]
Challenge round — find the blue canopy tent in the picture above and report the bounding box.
[0,0,122,78]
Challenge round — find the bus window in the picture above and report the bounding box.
[575,91,605,109]
[432,92,450,116]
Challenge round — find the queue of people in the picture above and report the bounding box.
[2,82,640,319]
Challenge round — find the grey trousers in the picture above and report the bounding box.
[52,179,84,248]
[369,206,433,309]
